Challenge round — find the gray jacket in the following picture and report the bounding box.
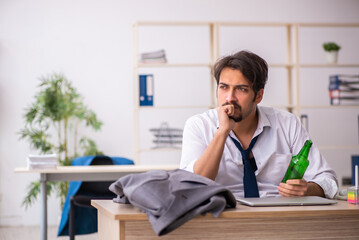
[109,169,236,236]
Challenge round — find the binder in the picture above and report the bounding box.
[139,75,147,106]
[139,74,154,106]
[146,75,154,106]
[328,75,359,105]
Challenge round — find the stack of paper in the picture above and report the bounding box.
[139,49,167,64]
[27,154,58,169]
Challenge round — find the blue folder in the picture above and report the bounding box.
[57,155,134,236]
[139,74,154,106]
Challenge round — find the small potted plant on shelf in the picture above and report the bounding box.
[322,42,341,64]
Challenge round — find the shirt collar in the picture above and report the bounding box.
[255,105,271,136]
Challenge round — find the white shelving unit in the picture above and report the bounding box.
[293,23,359,157]
[132,22,218,164]
[132,21,359,165]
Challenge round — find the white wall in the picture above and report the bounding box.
[1,0,359,227]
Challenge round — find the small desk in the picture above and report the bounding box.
[92,199,359,240]
[14,164,178,240]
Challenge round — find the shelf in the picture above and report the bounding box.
[298,105,359,109]
[268,64,293,68]
[137,63,294,69]
[298,64,359,68]
[318,145,359,150]
[136,105,213,110]
[260,104,295,110]
[137,148,182,153]
[136,63,212,68]
[217,22,291,27]
[297,23,359,28]
[136,21,211,26]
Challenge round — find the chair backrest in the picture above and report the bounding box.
[78,156,115,196]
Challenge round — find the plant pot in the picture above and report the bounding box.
[325,51,338,64]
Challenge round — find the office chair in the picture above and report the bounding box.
[68,155,116,240]
[57,155,134,238]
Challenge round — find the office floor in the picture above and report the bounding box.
[0,226,98,240]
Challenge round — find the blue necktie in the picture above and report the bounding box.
[230,135,259,198]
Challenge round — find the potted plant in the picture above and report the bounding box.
[322,42,341,64]
[19,73,104,208]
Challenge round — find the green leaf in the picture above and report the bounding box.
[22,181,41,210]
[80,137,104,156]
[322,42,341,52]
[22,181,56,210]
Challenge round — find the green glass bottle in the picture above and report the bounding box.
[281,140,312,183]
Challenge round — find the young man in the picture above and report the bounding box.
[180,51,338,199]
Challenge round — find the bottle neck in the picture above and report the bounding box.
[298,140,312,159]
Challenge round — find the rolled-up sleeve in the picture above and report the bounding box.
[289,114,339,199]
[310,177,338,199]
[304,143,339,199]
[180,116,209,173]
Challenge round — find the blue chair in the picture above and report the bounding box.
[57,155,134,239]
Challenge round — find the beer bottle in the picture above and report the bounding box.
[281,140,312,183]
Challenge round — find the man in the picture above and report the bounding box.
[180,50,338,199]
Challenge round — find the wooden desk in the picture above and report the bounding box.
[92,199,359,240]
[14,164,178,240]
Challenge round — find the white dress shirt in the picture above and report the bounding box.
[180,106,338,199]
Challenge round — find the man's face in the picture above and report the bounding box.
[217,68,263,122]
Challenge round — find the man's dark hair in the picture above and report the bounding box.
[213,50,268,95]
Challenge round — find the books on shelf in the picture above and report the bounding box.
[139,49,167,64]
[27,153,58,169]
[139,74,154,106]
[329,75,359,105]
[150,122,183,148]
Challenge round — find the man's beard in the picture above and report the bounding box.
[222,102,242,122]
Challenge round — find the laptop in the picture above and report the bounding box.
[236,196,337,207]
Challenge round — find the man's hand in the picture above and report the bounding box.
[278,179,325,197]
[278,179,308,197]
[217,105,236,134]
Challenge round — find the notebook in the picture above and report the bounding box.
[236,196,337,207]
